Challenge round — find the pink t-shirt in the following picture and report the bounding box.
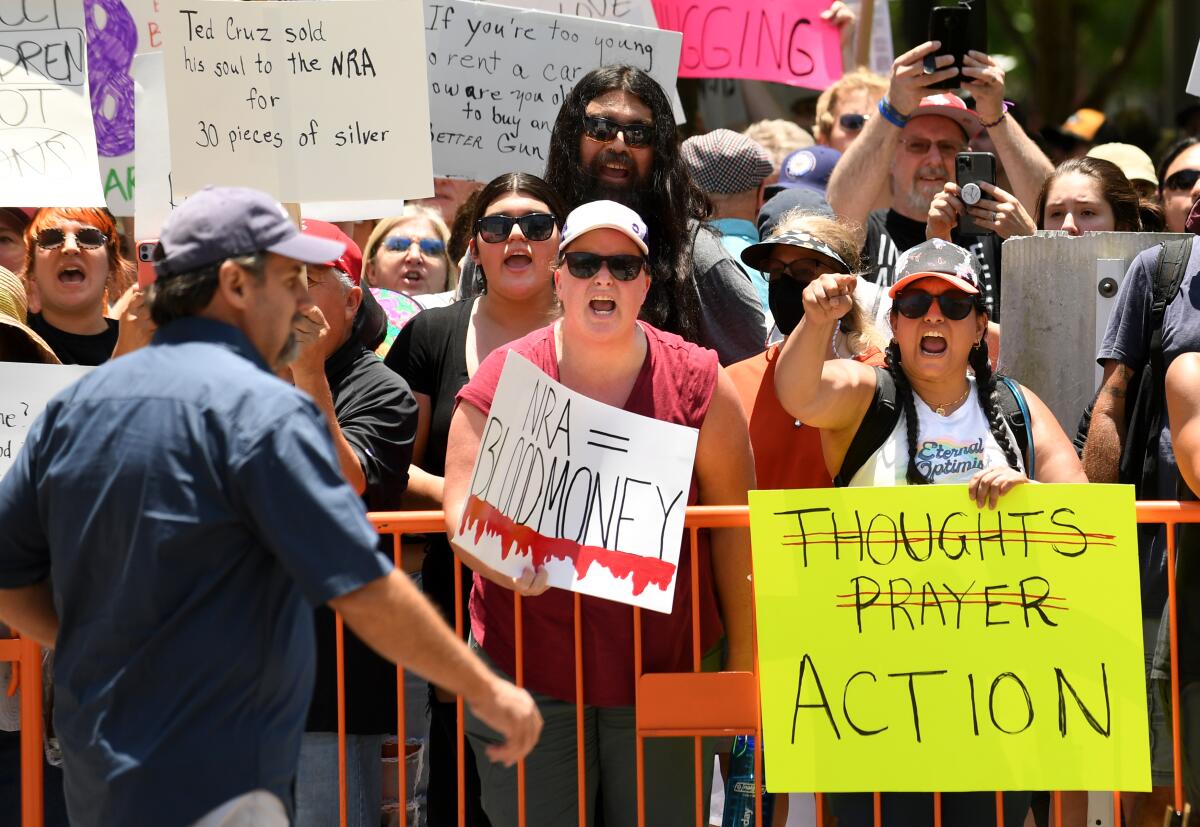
[456,321,723,706]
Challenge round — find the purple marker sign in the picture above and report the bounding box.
[85,0,137,157]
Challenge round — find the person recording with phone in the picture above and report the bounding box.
[827,18,1053,322]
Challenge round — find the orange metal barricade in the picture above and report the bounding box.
[10,501,1200,827]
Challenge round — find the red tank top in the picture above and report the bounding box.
[456,321,722,706]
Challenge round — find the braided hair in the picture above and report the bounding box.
[884,340,932,486]
[885,309,1024,485]
[967,336,1024,475]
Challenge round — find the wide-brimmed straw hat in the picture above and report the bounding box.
[0,267,60,364]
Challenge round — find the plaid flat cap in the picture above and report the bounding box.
[682,129,773,194]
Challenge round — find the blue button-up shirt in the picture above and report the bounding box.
[0,317,392,826]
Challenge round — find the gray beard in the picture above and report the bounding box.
[274,332,300,370]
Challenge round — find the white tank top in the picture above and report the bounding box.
[848,377,1025,487]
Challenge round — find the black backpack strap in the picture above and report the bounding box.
[834,367,900,487]
[996,376,1034,479]
[1120,237,1194,493]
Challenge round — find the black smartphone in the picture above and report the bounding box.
[925,1,987,91]
[955,152,997,236]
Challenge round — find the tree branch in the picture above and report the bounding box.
[991,0,1039,75]
[1080,0,1164,109]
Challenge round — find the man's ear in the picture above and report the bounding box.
[345,285,363,323]
[217,259,250,310]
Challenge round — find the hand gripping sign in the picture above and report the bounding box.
[748,483,1150,794]
[455,351,698,614]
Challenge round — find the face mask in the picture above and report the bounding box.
[768,276,807,336]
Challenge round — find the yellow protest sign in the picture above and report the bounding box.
[748,484,1150,793]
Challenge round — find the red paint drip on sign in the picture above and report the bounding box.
[459,494,677,596]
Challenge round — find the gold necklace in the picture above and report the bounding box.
[928,385,971,417]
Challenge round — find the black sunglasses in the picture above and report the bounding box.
[838,113,869,131]
[761,258,838,283]
[35,227,107,250]
[583,116,655,148]
[1164,169,1200,192]
[894,289,976,321]
[563,252,645,281]
[475,213,557,244]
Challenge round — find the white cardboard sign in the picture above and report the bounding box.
[133,50,172,236]
[0,363,94,481]
[0,0,106,205]
[425,0,682,181]
[511,0,657,27]
[161,0,434,202]
[455,351,698,614]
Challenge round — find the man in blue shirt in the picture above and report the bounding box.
[0,186,541,827]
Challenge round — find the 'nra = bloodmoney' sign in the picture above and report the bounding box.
[456,351,698,613]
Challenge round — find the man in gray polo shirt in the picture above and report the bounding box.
[0,186,541,827]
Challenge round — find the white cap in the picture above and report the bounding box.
[559,200,649,255]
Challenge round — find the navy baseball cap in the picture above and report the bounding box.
[155,186,345,279]
[765,146,842,199]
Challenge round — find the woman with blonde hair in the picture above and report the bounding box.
[362,205,458,305]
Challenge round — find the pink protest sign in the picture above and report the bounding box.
[652,0,843,89]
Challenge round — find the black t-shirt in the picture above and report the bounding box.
[27,313,118,365]
[307,335,419,735]
[384,299,474,630]
[861,209,1004,320]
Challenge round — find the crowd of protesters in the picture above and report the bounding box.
[0,3,1199,826]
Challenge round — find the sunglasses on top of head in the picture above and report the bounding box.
[475,213,557,244]
[35,227,108,250]
[383,236,445,256]
[1164,169,1200,192]
[894,289,976,321]
[563,252,645,281]
[582,116,655,149]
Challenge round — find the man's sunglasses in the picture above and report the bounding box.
[894,289,976,321]
[475,213,556,244]
[838,113,869,131]
[383,236,445,256]
[583,116,655,149]
[35,227,107,250]
[563,252,645,281]
[1164,169,1200,192]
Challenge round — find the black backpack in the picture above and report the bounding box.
[1117,237,1195,496]
[834,366,1033,487]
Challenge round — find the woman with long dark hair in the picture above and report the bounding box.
[1035,156,1164,234]
[384,172,566,826]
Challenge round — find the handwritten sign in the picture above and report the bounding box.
[161,0,433,202]
[0,363,93,480]
[87,0,137,215]
[748,484,1149,793]
[1,0,105,205]
[122,0,163,52]
[455,351,698,613]
[425,0,682,181]
[512,0,658,26]
[132,50,171,236]
[652,0,842,89]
